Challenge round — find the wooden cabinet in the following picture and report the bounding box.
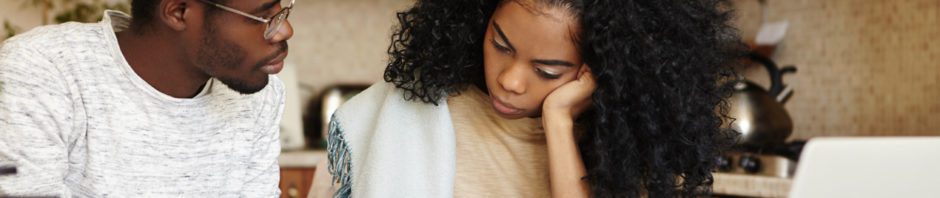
[278,150,326,198]
[280,167,316,198]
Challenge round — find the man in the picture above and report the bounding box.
[0,0,294,196]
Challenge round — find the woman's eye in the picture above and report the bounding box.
[536,68,562,80]
[491,39,512,54]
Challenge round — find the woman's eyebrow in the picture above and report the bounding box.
[492,21,516,51]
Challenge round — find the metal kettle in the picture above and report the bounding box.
[725,52,797,148]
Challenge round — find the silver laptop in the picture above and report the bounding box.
[789,137,940,198]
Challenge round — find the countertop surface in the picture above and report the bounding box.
[279,150,327,168]
[278,151,794,197]
[713,173,792,197]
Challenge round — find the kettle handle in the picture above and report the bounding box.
[746,52,797,98]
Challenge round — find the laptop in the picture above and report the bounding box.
[789,137,940,198]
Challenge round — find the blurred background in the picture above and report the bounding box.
[3,0,937,148]
[1,0,938,197]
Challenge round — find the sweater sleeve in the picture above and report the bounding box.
[0,38,75,197]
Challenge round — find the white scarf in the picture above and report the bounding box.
[327,83,456,198]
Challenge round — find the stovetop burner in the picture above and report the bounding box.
[715,140,807,178]
[717,152,796,178]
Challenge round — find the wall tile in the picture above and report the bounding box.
[732,0,940,139]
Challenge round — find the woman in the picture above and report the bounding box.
[314,0,742,197]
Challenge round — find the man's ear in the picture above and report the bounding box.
[157,0,190,31]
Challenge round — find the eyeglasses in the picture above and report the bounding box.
[198,0,295,40]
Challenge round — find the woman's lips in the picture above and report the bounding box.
[491,95,524,115]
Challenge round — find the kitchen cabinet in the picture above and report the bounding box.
[280,167,316,198]
[278,150,327,198]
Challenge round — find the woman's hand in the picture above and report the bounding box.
[542,65,596,121]
[542,64,595,198]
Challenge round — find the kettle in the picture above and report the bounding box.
[725,52,797,149]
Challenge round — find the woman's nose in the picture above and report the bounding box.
[497,62,528,95]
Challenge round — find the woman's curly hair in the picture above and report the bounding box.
[385,0,744,197]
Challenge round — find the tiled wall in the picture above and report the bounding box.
[731,0,940,140]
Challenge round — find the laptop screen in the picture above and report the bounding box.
[789,137,940,198]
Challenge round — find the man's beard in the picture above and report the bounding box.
[197,23,269,95]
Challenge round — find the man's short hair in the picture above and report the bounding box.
[130,0,160,28]
[130,0,229,29]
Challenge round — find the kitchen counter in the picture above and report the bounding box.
[713,173,792,197]
[279,150,327,168]
[277,151,795,197]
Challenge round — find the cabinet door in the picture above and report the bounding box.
[280,167,316,198]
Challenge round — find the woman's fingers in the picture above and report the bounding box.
[543,64,596,119]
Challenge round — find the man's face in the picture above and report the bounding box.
[190,0,294,94]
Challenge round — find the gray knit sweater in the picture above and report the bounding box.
[0,11,283,197]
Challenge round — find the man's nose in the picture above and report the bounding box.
[269,20,294,42]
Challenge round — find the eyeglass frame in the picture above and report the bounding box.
[197,0,295,40]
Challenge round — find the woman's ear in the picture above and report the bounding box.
[158,0,190,31]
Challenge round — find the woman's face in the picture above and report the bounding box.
[484,1,584,119]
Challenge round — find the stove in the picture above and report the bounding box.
[712,141,806,197]
[717,152,796,178]
[715,140,806,178]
